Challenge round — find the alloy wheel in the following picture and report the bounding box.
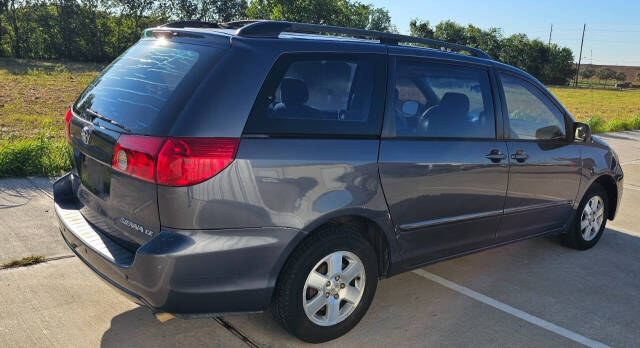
[580,195,605,241]
[302,251,366,326]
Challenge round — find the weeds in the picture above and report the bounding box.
[0,120,71,177]
[584,114,640,134]
[585,116,606,133]
[1,255,46,269]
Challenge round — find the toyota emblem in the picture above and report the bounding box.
[81,126,91,145]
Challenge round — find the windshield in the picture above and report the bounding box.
[73,40,222,135]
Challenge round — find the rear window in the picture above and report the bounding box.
[73,40,222,135]
[243,53,386,136]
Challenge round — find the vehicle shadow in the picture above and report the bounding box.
[99,228,640,347]
[220,228,640,347]
[100,307,245,348]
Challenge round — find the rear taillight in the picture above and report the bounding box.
[64,108,72,142]
[157,138,240,187]
[111,136,239,186]
[112,135,165,183]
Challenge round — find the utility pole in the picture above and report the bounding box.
[575,23,586,87]
[548,24,553,46]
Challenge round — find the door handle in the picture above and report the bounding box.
[485,149,506,163]
[511,150,529,163]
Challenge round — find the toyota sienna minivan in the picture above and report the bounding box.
[54,20,623,343]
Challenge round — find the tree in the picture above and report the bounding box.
[367,7,392,32]
[465,24,502,59]
[615,71,626,82]
[114,0,158,41]
[166,0,247,22]
[409,18,433,39]
[540,45,575,85]
[433,20,466,44]
[580,69,595,80]
[0,0,578,84]
[596,67,616,86]
[406,19,574,85]
[245,0,392,31]
[6,0,21,57]
[498,33,530,70]
[636,71,640,81]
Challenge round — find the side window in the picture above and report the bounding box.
[391,59,495,138]
[244,53,386,136]
[500,73,566,140]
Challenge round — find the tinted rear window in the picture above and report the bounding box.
[243,53,386,136]
[73,40,223,135]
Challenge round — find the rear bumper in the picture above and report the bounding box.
[54,173,304,316]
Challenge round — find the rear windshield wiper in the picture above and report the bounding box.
[85,108,132,133]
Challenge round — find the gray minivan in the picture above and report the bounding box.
[54,20,623,342]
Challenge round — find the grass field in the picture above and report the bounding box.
[549,87,640,122]
[0,58,101,141]
[0,57,639,176]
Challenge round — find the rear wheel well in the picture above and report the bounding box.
[593,175,618,219]
[306,216,390,278]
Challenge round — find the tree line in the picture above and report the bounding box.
[1,0,576,84]
[409,19,575,85]
[580,67,633,86]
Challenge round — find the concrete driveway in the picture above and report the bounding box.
[1,131,640,347]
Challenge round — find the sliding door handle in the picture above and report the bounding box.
[485,150,507,163]
[511,150,529,163]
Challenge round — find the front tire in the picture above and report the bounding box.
[562,183,608,250]
[272,225,378,343]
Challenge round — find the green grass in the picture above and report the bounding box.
[548,87,640,134]
[1,255,46,269]
[0,120,72,177]
[0,57,101,141]
[0,58,99,177]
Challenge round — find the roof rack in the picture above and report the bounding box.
[161,20,261,30]
[157,20,491,59]
[161,21,220,29]
[234,21,492,59]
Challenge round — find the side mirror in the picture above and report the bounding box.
[401,100,419,116]
[574,122,591,142]
[535,125,565,140]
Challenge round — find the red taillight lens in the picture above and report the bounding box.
[112,135,165,183]
[156,138,240,187]
[112,136,239,187]
[64,108,72,142]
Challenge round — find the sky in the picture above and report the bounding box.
[367,0,640,66]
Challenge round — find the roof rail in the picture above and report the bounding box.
[161,20,261,29]
[161,21,220,29]
[234,21,491,59]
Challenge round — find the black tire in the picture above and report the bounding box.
[271,224,378,343]
[561,183,609,250]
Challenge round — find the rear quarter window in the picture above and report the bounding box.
[73,40,224,135]
[243,53,386,136]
